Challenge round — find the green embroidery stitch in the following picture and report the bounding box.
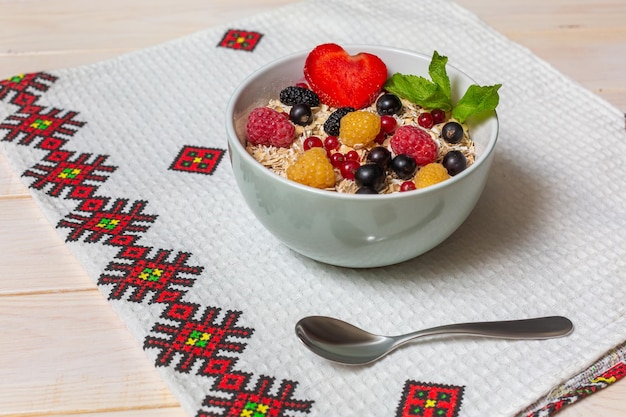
[58,168,81,179]
[138,267,162,282]
[186,330,211,347]
[240,401,269,417]
[96,217,120,230]
[8,74,25,83]
[30,118,52,130]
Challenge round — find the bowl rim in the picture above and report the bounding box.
[225,44,499,201]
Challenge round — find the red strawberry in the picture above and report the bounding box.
[246,107,295,148]
[303,43,388,109]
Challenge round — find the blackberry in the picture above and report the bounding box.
[323,107,355,136]
[279,86,320,107]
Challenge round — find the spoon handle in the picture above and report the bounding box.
[398,316,573,344]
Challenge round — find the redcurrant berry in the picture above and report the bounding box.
[380,115,397,134]
[324,135,340,150]
[340,160,360,180]
[303,136,323,150]
[400,181,416,192]
[431,109,446,124]
[295,82,309,89]
[417,112,434,129]
[345,150,360,162]
[329,152,345,167]
[374,130,386,145]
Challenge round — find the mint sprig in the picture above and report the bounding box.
[428,50,451,100]
[384,51,501,123]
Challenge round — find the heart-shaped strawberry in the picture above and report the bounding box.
[303,43,388,109]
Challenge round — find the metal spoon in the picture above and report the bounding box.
[295,315,574,365]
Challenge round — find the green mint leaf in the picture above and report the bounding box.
[384,73,452,111]
[452,84,501,123]
[428,51,450,100]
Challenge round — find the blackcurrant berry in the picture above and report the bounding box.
[376,93,402,115]
[442,150,467,176]
[356,186,378,194]
[366,146,391,168]
[290,103,312,126]
[390,154,417,180]
[441,122,464,144]
[354,163,386,191]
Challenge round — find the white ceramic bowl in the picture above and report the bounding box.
[226,45,498,268]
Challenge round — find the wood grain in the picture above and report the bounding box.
[0,291,180,415]
[0,1,624,416]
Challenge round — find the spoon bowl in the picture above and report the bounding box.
[295,315,574,365]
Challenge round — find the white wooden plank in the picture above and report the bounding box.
[0,0,294,54]
[0,153,30,197]
[0,197,95,293]
[0,290,181,416]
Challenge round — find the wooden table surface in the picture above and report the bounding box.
[0,1,624,416]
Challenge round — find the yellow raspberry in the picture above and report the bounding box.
[286,147,336,189]
[414,163,450,188]
[339,111,381,147]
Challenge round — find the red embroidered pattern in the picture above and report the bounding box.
[396,381,464,417]
[0,106,84,146]
[0,67,311,415]
[145,303,252,373]
[99,246,202,303]
[58,197,157,246]
[170,145,225,175]
[524,360,626,416]
[0,72,57,105]
[199,377,313,417]
[22,151,116,199]
[218,29,263,51]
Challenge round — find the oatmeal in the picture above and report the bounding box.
[246,94,474,194]
[243,43,500,194]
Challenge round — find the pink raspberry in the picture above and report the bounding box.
[246,107,295,148]
[390,125,438,166]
